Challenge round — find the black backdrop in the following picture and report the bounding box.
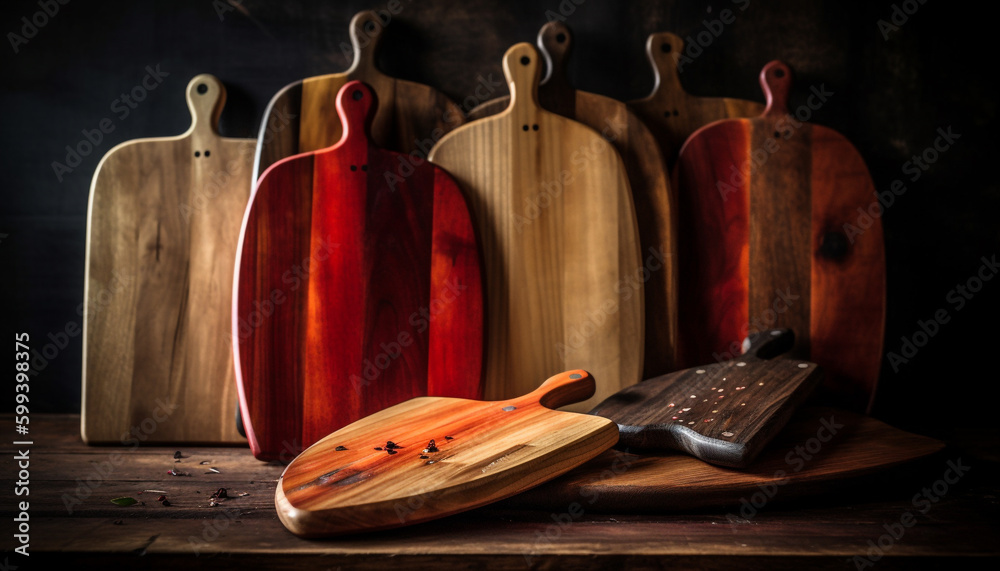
[1,0,996,454]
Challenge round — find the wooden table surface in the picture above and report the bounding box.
[3,414,998,569]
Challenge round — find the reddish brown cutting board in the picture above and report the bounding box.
[589,329,822,467]
[234,81,483,462]
[628,31,765,166]
[508,407,944,513]
[673,61,885,413]
[428,43,643,412]
[467,22,677,378]
[83,74,252,444]
[276,370,618,537]
[253,10,465,183]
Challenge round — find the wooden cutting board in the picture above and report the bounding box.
[590,329,821,467]
[82,74,253,444]
[276,369,618,537]
[253,10,465,183]
[628,31,764,166]
[234,81,483,462]
[674,61,885,413]
[428,43,643,412]
[466,22,677,378]
[507,407,944,513]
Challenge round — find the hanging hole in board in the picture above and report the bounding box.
[204,150,210,157]
[774,68,786,78]
[196,83,208,95]
[673,110,679,116]
[661,42,672,53]
[522,125,529,131]
[556,33,566,43]
[364,21,377,34]
[774,131,781,138]
[532,124,539,131]
[361,165,368,171]
[520,55,530,65]
[350,165,357,171]
[352,89,363,101]
[194,151,201,157]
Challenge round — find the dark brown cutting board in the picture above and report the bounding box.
[628,31,765,166]
[589,329,821,467]
[253,10,465,183]
[83,74,252,444]
[466,22,677,378]
[673,60,885,413]
[234,82,483,462]
[507,407,944,513]
[275,370,618,537]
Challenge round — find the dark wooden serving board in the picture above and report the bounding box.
[252,10,465,183]
[673,60,885,413]
[589,329,821,467]
[83,74,252,444]
[276,370,618,537]
[234,81,483,461]
[628,31,765,166]
[466,22,677,378]
[507,407,944,513]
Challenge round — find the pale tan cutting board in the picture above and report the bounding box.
[429,43,643,412]
[82,74,253,444]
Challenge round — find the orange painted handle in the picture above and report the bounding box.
[514,370,596,410]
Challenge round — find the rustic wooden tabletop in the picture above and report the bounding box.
[3,414,998,569]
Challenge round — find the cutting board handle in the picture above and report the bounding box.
[185,74,226,137]
[760,60,792,118]
[514,370,596,410]
[741,328,795,361]
[347,10,385,74]
[643,32,685,101]
[335,80,377,146]
[502,42,542,112]
[538,21,573,95]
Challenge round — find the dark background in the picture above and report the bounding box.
[1,0,996,456]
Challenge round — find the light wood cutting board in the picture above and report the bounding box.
[467,22,677,378]
[428,43,644,412]
[83,74,253,444]
[253,10,465,183]
[628,31,765,166]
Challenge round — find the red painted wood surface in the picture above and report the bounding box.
[674,61,885,413]
[234,81,483,461]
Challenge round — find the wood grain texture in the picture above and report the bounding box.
[252,10,465,182]
[428,43,644,412]
[276,370,618,537]
[82,74,253,444]
[673,61,885,413]
[589,329,821,467]
[510,406,944,512]
[234,81,483,462]
[628,32,765,166]
[466,22,677,378]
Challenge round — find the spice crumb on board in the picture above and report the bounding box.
[335,446,347,451]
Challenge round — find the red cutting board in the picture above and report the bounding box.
[673,61,885,413]
[276,370,618,537]
[234,81,483,461]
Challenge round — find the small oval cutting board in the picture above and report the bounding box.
[628,32,765,166]
[253,10,465,183]
[468,22,677,378]
[235,81,483,461]
[83,74,253,444]
[673,61,885,412]
[429,43,644,412]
